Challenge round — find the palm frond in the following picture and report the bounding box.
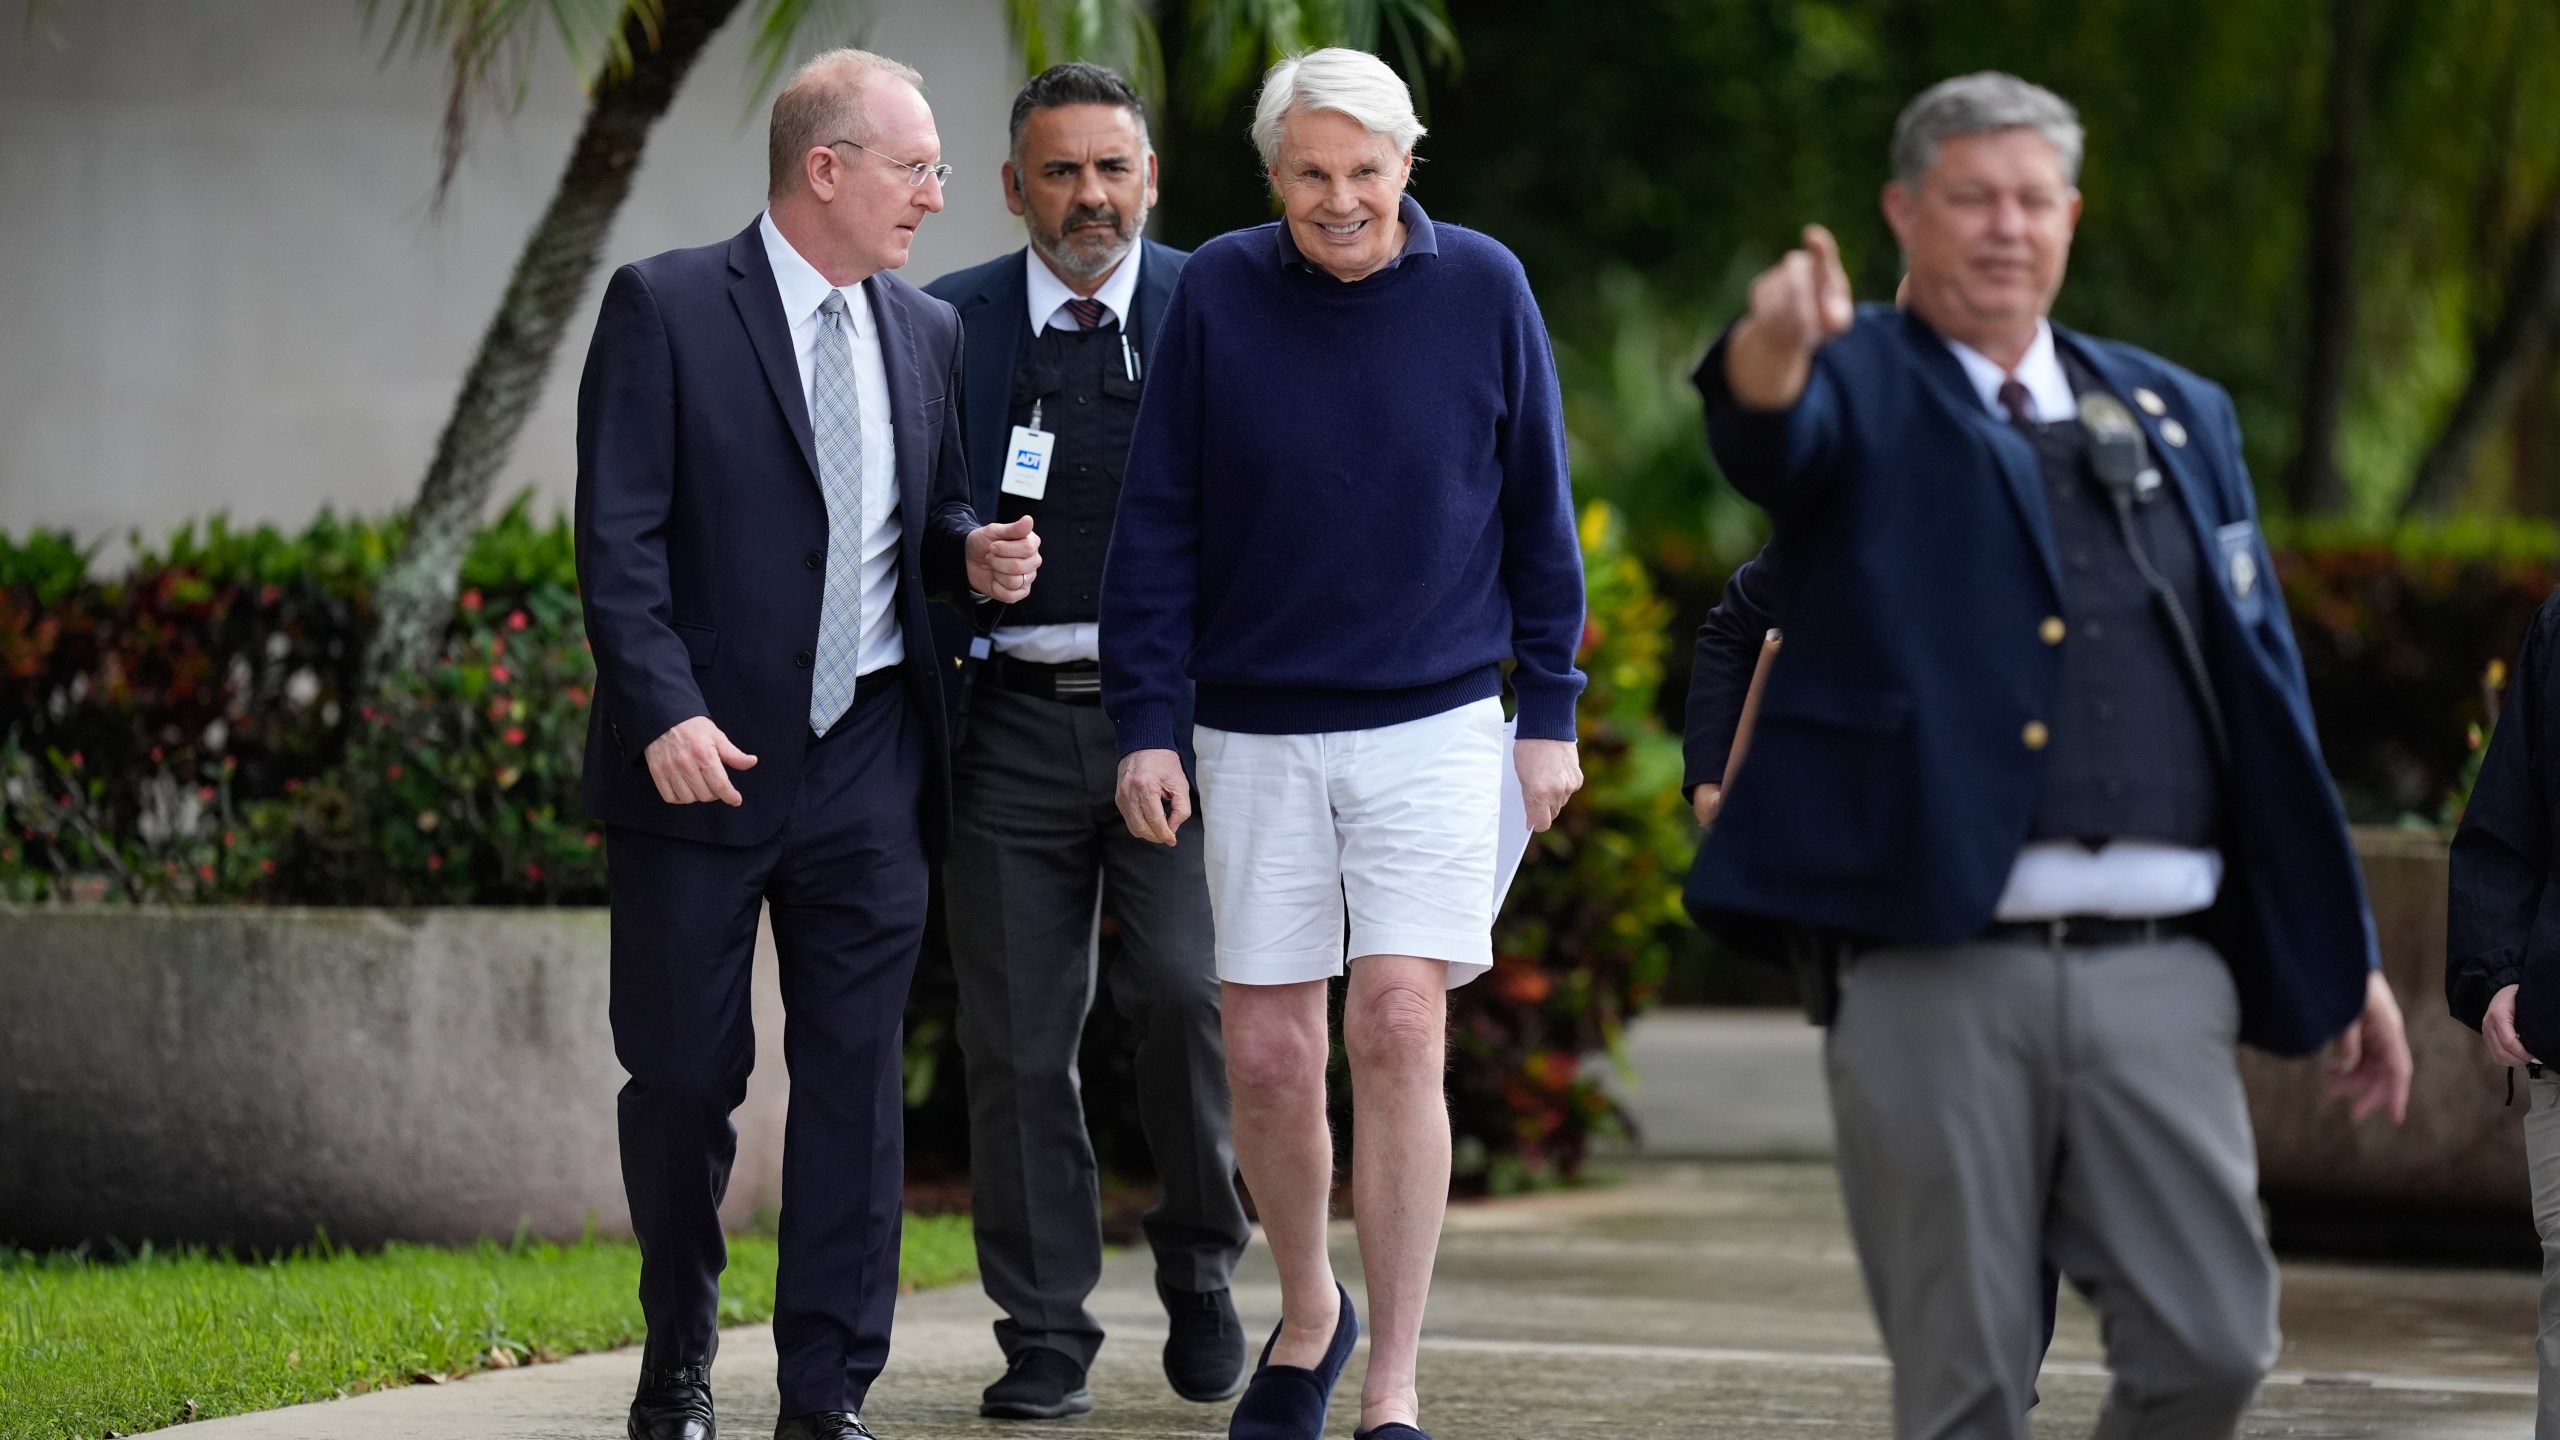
[1005,0,1166,109]
[362,0,650,206]
[1178,0,1459,123]
[742,0,870,112]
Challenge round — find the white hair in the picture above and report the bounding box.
[1249,48,1425,168]
[1891,72,2083,190]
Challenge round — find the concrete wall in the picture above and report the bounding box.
[0,905,789,1249]
[0,0,1026,548]
[2241,828,2527,1220]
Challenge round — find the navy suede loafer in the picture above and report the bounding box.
[1228,1283,1358,1440]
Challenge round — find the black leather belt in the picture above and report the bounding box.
[1979,914,2205,949]
[985,654,1102,705]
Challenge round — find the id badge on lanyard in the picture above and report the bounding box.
[1002,398,1055,501]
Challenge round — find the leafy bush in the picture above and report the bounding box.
[1453,502,1695,1190]
[0,501,596,904]
[2272,519,2556,823]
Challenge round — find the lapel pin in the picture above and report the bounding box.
[2159,417,2188,448]
[2133,387,2167,416]
[2230,549,2258,599]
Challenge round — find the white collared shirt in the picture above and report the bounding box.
[760,211,903,677]
[1943,320,2077,424]
[1945,319,2223,920]
[989,245,1148,665]
[1023,242,1143,334]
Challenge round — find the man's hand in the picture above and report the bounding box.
[1116,748,1192,846]
[967,515,1042,604]
[2485,982,2536,1068]
[1692,783,1723,827]
[2325,968,2414,1124]
[1726,224,1855,410]
[645,715,758,807]
[1516,738,1583,833]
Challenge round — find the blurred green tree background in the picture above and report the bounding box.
[1156,0,2560,558]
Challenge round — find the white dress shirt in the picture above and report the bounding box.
[761,211,903,676]
[1945,320,2224,921]
[989,244,1147,666]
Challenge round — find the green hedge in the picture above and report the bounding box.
[1,500,1688,1190]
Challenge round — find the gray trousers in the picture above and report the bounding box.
[944,685,1248,1367]
[2524,1073,2560,1437]
[1826,936,2279,1440]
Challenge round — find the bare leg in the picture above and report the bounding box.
[1343,955,1450,1432]
[1222,978,1342,1370]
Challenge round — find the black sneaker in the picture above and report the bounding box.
[1158,1280,1248,1402]
[629,1363,717,1440]
[980,1347,1094,1419]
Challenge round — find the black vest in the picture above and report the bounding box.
[996,316,1145,626]
[2025,356,2223,846]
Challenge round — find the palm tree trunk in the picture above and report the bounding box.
[2285,0,2378,517]
[2401,188,2560,516]
[363,0,747,690]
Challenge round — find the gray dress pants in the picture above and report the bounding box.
[1826,935,2279,1440]
[2523,1072,2560,1437]
[943,685,1248,1367]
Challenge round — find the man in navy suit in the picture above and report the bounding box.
[575,48,1041,1440]
[920,63,1249,1422]
[1687,72,2411,1439]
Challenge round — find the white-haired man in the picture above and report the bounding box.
[576,48,1038,1440]
[1101,46,1586,1440]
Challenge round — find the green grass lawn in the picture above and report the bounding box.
[0,1215,975,1440]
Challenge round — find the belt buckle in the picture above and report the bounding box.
[1053,669,1101,700]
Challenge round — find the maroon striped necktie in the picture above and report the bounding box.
[1064,297,1107,331]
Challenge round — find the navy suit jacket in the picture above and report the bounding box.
[1685,304,2375,1057]
[574,219,978,857]
[919,241,1194,751]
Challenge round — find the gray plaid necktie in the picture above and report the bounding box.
[808,289,865,734]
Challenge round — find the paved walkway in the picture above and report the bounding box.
[188,1012,2542,1439]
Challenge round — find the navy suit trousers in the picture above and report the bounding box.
[606,681,928,1416]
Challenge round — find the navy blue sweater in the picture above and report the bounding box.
[1099,197,1587,753]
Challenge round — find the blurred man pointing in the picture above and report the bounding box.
[1687,71,2409,1440]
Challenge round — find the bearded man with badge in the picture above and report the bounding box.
[1685,71,2413,1439]
[920,62,1249,1425]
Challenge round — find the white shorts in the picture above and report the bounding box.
[1192,697,1505,989]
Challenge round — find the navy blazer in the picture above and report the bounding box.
[574,219,978,857]
[919,241,1194,753]
[1685,304,2375,1057]
[1682,541,1787,799]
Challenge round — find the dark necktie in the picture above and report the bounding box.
[1997,377,2036,428]
[1064,297,1107,331]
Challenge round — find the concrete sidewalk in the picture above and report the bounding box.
[184,1011,2541,1438]
[186,1160,2539,1440]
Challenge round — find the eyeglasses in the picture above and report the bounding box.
[829,139,953,189]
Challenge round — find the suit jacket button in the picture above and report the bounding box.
[795,650,814,668]
[2022,720,2050,751]
[805,551,823,569]
[2039,616,2066,646]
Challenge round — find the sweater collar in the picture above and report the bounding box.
[1273,192,1438,276]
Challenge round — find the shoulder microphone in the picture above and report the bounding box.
[2075,390,2162,504]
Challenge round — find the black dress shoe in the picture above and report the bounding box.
[1158,1280,1247,1401]
[773,1412,876,1440]
[979,1346,1094,1419]
[629,1363,717,1440]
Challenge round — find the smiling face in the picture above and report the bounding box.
[1005,102,1156,291]
[1883,127,2080,365]
[1268,106,1413,283]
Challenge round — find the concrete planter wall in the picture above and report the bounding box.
[0,906,787,1250]
[2240,828,2528,1227]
